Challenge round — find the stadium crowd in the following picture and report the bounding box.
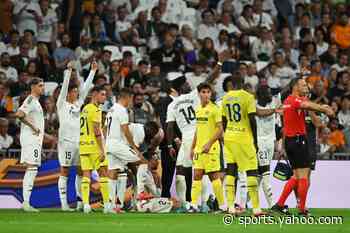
[0,0,349,158]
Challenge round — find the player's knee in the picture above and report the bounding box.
[60,167,70,176]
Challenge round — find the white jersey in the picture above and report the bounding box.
[105,103,130,149]
[56,69,95,143]
[166,90,199,139]
[256,99,278,141]
[19,95,44,146]
[137,197,173,213]
[129,123,145,147]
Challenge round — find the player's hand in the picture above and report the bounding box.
[168,147,177,161]
[275,106,284,115]
[202,142,212,154]
[99,152,105,162]
[32,127,40,136]
[91,61,98,71]
[174,138,181,150]
[67,60,75,70]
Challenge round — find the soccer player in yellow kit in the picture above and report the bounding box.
[189,83,225,212]
[80,85,109,214]
[222,73,264,216]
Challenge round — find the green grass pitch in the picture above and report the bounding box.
[0,209,349,233]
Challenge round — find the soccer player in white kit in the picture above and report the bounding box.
[105,88,144,213]
[255,85,282,208]
[166,78,213,212]
[15,78,45,212]
[56,61,97,211]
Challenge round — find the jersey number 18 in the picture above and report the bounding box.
[226,103,241,122]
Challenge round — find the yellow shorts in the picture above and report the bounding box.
[193,152,221,173]
[224,141,258,172]
[80,153,108,171]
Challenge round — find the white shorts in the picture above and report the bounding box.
[58,140,80,167]
[177,139,192,168]
[257,139,274,167]
[107,143,140,170]
[136,198,173,213]
[20,144,42,166]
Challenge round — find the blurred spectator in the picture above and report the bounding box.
[23,29,38,58]
[0,53,18,82]
[53,33,76,71]
[198,37,217,68]
[328,71,349,101]
[0,117,13,150]
[197,9,219,41]
[12,0,42,36]
[331,13,350,50]
[109,59,124,91]
[0,81,13,117]
[251,26,275,61]
[180,24,198,66]
[98,49,112,77]
[218,12,241,38]
[125,60,149,88]
[319,127,335,156]
[331,53,349,72]
[130,92,155,125]
[150,32,182,74]
[338,96,350,129]
[61,0,83,48]
[6,30,20,56]
[36,43,55,81]
[273,51,296,88]
[328,118,346,152]
[75,35,95,73]
[186,60,208,90]
[0,0,14,35]
[306,59,329,90]
[37,0,58,50]
[310,80,329,105]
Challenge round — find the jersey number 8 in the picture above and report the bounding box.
[226,103,241,122]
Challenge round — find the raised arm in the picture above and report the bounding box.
[78,61,98,106]
[56,67,72,109]
[300,101,334,117]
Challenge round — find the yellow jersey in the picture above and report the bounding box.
[195,102,221,154]
[222,90,256,144]
[80,103,102,154]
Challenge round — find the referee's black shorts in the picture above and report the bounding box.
[285,135,311,169]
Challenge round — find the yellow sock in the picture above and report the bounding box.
[225,175,236,208]
[191,180,202,207]
[81,177,90,204]
[211,178,224,207]
[99,176,109,204]
[247,176,260,210]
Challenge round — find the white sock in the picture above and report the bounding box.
[237,171,247,208]
[176,175,186,203]
[261,171,273,208]
[58,176,68,207]
[23,167,38,204]
[117,173,127,208]
[75,175,82,201]
[109,178,117,207]
[201,176,209,206]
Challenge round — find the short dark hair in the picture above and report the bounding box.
[90,85,106,93]
[29,77,43,88]
[68,82,79,92]
[118,88,132,98]
[23,29,35,36]
[223,76,233,92]
[138,60,149,66]
[231,71,244,88]
[144,121,160,142]
[197,82,212,92]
